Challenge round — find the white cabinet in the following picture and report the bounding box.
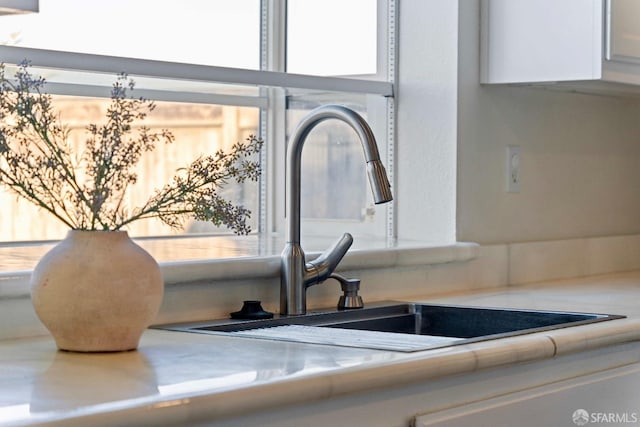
[414,363,640,427]
[481,0,640,93]
[608,0,640,65]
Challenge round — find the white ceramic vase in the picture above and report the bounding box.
[30,230,164,352]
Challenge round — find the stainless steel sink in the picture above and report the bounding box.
[154,302,624,352]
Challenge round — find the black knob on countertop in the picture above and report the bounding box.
[230,300,274,320]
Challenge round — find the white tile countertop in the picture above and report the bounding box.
[2,271,640,427]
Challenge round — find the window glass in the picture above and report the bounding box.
[0,95,260,242]
[300,119,368,221]
[0,0,260,69]
[286,0,377,76]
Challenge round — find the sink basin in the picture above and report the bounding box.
[155,302,623,352]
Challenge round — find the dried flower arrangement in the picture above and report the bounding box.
[0,62,263,235]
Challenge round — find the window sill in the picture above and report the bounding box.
[0,234,479,299]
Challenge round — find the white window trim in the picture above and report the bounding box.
[0,240,480,299]
[0,46,392,101]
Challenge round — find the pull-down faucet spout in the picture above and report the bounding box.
[280,105,393,316]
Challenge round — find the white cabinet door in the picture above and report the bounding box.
[413,363,640,427]
[482,0,640,91]
[481,0,603,84]
[607,0,640,63]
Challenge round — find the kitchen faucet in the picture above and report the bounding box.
[280,105,393,316]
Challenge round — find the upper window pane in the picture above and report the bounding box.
[0,0,260,69]
[286,0,377,76]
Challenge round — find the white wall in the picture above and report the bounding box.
[457,1,640,244]
[395,0,458,244]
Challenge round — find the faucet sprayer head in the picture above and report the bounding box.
[367,160,393,204]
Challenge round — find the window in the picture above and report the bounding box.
[0,0,394,246]
[286,0,377,76]
[0,96,260,241]
[0,0,261,68]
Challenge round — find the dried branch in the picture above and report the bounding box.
[0,62,263,234]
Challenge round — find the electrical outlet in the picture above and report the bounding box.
[506,145,521,193]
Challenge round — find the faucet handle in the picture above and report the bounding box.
[304,233,353,287]
[330,273,364,310]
